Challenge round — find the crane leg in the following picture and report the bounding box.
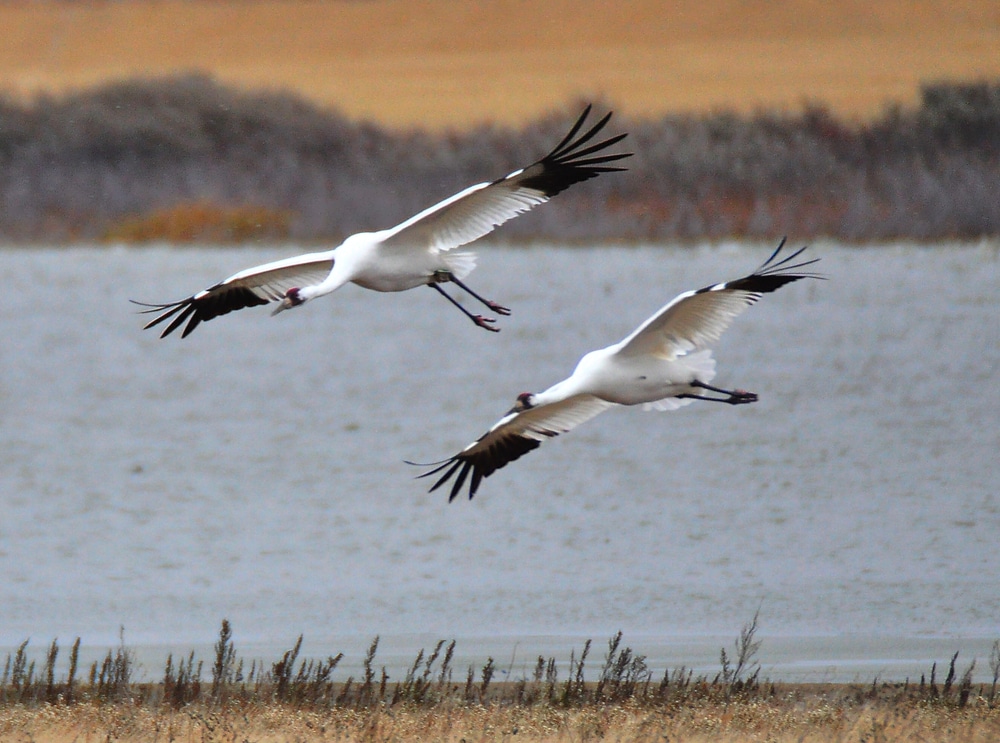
[429,283,501,332]
[432,271,511,316]
[678,380,758,405]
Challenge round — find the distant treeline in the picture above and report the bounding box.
[1,74,998,243]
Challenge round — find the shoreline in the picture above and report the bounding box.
[5,631,998,686]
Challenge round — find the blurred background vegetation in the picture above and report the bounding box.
[0,75,998,243]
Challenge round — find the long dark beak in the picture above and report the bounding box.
[271,297,295,316]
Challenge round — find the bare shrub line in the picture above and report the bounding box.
[0,75,998,242]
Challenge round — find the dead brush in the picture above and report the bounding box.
[163,650,202,708]
[391,639,455,706]
[510,655,559,705]
[1,640,31,704]
[356,635,381,707]
[253,633,343,707]
[990,639,1000,704]
[0,637,81,705]
[717,607,763,697]
[3,617,999,725]
[558,639,591,706]
[89,627,134,704]
[210,617,237,703]
[4,76,1000,244]
[595,631,651,703]
[101,200,294,243]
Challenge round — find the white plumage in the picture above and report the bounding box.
[133,106,630,338]
[413,240,823,501]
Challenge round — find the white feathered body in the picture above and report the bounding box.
[316,232,477,295]
[535,345,717,410]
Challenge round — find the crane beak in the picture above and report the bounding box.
[271,288,304,316]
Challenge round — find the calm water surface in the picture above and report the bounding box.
[1,242,998,682]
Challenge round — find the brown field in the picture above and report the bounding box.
[4,625,998,742]
[2,0,999,128]
[4,690,1000,743]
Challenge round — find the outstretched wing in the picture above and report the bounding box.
[379,104,631,253]
[132,250,335,338]
[613,239,823,360]
[414,394,613,501]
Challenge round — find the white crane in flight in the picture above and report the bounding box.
[134,105,630,338]
[412,240,822,501]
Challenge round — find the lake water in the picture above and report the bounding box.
[1,241,998,684]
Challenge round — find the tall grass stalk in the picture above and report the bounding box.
[210,617,236,701]
[2,619,998,716]
[989,639,1000,703]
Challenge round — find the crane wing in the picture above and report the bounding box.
[132,250,335,338]
[414,394,613,501]
[379,105,631,253]
[613,240,822,360]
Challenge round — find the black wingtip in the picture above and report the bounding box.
[717,239,824,296]
[408,457,483,502]
[519,106,631,197]
[752,237,823,278]
[546,104,596,160]
[133,285,272,338]
[411,430,544,502]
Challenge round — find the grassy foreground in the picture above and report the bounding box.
[3,692,1000,742]
[4,622,1000,742]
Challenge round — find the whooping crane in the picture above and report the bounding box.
[133,105,630,338]
[412,240,822,501]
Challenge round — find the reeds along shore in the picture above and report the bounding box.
[0,76,998,244]
[3,622,1000,742]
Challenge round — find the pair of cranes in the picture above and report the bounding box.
[135,106,821,501]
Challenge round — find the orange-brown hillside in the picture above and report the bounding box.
[1,0,999,128]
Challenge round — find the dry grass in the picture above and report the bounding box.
[2,691,1000,742]
[102,201,294,244]
[4,625,1000,742]
[1,0,999,128]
